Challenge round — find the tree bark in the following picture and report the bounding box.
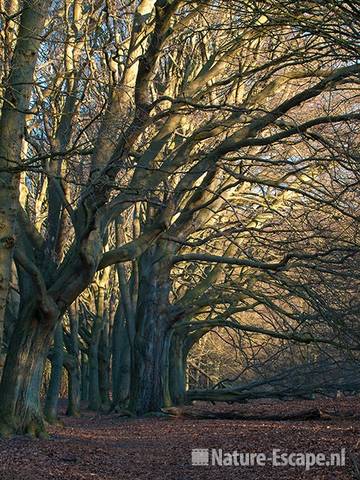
[111,304,132,410]
[44,323,64,423]
[88,339,101,411]
[66,362,81,417]
[128,249,172,414]
[0,303,57,436]
[168,332,187,406]
[80,352,89,402]
[0,0,50,370]
[99,316,110,409]
[86,272,109,411]
[65,303,81,416]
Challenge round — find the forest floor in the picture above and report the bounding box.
[1,397,360,480]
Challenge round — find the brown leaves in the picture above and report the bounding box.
[0,397,359,479]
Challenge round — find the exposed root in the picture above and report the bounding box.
[0,409,49,438]
[23,417,48,438]
[112,408,136,418]
[66,408,81,418]
[0,418,15,438]
[142,410,173,418]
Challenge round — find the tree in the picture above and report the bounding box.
[0,0,51,366]
[0,0,359,434]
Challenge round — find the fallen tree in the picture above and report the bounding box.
[186,361,360,403]
[167,407,327,422]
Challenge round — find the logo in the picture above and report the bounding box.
[191,448,346,469]
[192,449,210,466]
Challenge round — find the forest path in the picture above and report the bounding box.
[0,398,359,480]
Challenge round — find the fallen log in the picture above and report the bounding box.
[186,387,321,403]
[164,407,329,421]
[186,361,360,405]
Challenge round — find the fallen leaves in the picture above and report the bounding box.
[0,397,359,479]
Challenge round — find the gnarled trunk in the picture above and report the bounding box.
[0,0,51,370]
[0,304,57,436]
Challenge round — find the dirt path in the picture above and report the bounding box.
[0,398,359,479]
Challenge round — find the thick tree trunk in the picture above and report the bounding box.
[129,320,169,414]
[168,333,186,406]
[128,250,172,414]
[44,324,64,423]
[0,0,50,372]
[66,363,81,417]
[111,304,132,409]
[88,340,101,411]
[0,304,56,436]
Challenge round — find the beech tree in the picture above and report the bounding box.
[0,0,359,436]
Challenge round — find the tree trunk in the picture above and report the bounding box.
[87,279,108,411]
[98,319,110,409]
[80,352,89,402]
[128,250,171,414]
[0,304,56,437]
[65,303,81,416]
[44,323,64,423]
[129,320,169,414]
[111,304,132,409]
[88,340,101,411]
[168,332,186,406]
[0,0,50,372]
[66,362,81,417]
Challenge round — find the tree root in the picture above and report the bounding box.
[0,418,15,438]
[0,410,49,438]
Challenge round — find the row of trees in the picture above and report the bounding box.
[0,0,359,436]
